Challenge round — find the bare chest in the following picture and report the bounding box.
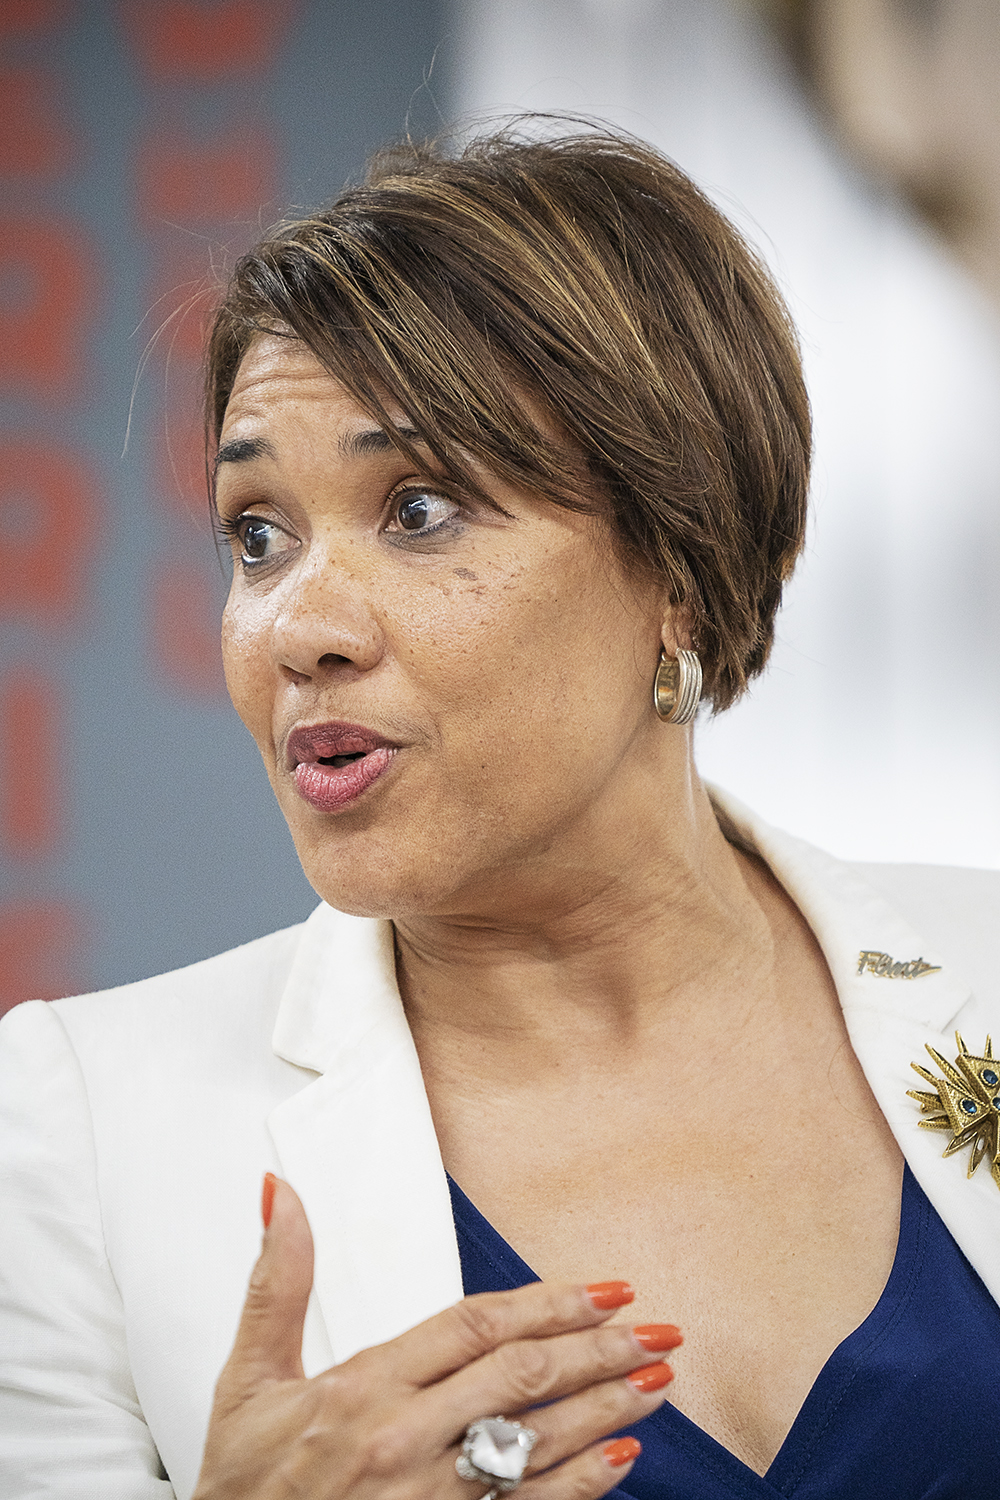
[441,1080,904,1475]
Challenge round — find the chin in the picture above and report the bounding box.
[276,771,559,922]
[289,823,462,922]
[301,868,455,923]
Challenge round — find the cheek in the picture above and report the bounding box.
[393,569,543,705]
[221,594,272,746]
[402,559,642,748]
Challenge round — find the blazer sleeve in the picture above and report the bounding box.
[0,1000,175,1499]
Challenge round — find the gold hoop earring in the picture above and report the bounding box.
[653,648,702,724]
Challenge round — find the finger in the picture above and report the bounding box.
[346,1280,634,1391]
[518,1363,672,1475]
[222,1175,314,1389]
[421,1322,671,1442]
[517,1435,642,1500]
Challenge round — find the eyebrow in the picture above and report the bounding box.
[213,435,277,474]
[339,424,423,457]
[213,425,426,475]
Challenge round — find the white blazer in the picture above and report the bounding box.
[2,789,999,1500]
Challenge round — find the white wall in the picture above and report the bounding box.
[453,0,1000,866]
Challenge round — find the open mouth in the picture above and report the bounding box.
[286,722,398,813]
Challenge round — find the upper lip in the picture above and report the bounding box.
[285,720,398,769]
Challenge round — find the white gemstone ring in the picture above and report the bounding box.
[456,1416,539,1496]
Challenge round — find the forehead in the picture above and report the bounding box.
[221,334,418,448]
[221,335,356,429]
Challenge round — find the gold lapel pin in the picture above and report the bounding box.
[858,950,941,979]
[908,1033,1000,1189]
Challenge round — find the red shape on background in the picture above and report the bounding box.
[0,68,75,177]
[0,440,103,622]
[0,218,99,398]
[1,670,63,858]
[121,0,297,79]
[151,560,227,697]
[0,0,68,35]
[0,899,85,1016]
[138,129,279,227]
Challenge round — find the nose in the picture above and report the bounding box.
[270,547,384,682]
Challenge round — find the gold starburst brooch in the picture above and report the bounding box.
[908,1033,1000,1188]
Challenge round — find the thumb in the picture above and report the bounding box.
[225,1174,315,1388]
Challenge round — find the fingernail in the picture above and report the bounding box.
[632,1324,683,1352]
[261,1172,277,1229]
[586,1281,635,1309]
[627,1362,674,1392]
[604,1437,641,1468]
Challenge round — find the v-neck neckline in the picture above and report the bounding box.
[447,1166,924,1495]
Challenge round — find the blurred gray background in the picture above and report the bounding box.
[2,0,999,1012]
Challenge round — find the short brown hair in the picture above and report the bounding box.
[206,119,811,710]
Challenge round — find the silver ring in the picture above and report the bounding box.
[456,1416,538,1495]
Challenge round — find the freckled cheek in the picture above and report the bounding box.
[395,579,575,720]
[221,598,274,750]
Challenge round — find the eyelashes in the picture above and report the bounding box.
[215,512,298,569]
[383,486,464,545]
[216,483,468,573]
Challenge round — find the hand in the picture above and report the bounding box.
[193,1176,682,1500]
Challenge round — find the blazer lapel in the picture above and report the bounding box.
[266,902,463,1366]
[712,787,1000,1305]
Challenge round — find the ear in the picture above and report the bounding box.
[659,603,694,656]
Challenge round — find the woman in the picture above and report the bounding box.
[2,123,999,1500]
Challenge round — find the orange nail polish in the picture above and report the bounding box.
[587,1281,635,1310]
[604,1437,641,1468]
[633,1324,683,1352]
[627,1362,674,1392]
[261,1172,277,1229]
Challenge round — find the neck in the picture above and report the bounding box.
[393,769,783,1077]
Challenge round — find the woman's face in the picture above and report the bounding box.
[217,335,678,921]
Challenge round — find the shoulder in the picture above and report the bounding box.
[845,860,1000,1012]
[0,916,310,1072]
[848,860,1000,931]
[846,860,1000,995]
[709,784,999,1002]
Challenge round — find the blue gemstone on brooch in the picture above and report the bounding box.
[909,1034,1000,1191]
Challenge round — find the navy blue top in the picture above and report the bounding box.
[448,1166,1000,1498]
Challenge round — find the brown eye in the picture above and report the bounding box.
[398,495,430,530]
[389,489,460,534]
[228,514,298,568]
[242,518,273,558]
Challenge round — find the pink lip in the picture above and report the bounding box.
[285,721,398,814]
